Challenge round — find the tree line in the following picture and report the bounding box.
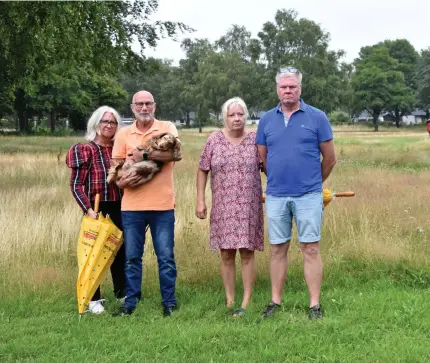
[1,2,429,133]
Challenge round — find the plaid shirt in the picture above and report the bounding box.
[66,141,122,212]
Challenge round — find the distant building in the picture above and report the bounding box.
[121,117,134,126]
[381,113,396,122]
[174,119,196,127]
[120,116,196,127]
[250,110,265,119]
[119,109,267,127]
[354,109,428,125]
[402,109,427,125]
[353,110,383,123]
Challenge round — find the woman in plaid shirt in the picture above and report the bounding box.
[66,106,126,314]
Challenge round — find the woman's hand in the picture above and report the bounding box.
[87,208,98,219]
[195,200,207,219]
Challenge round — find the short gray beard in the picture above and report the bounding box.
[136,114,154,123]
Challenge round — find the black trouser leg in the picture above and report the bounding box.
[91,287,101,301]
[110,244,126,298]
[90,200,126,299]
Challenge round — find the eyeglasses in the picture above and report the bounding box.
[279,67,300,74]
[100,120,118,127]
[133,101,155,108]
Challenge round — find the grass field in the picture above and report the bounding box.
[1,125,430,362]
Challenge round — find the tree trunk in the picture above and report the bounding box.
[48,110,56,134]
[373,117,379,132]
[198,106,203,133]
[372,110,380,132]
[14,89,29,133]
[69,111,86,131]
[394,109,401,128]
[185,111,190,127]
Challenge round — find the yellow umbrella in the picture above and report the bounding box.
[76,194,124,314]
[261,189,355,206]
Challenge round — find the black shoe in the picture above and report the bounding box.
[112,306,134,317]
[163,305,178,317]
[262,301,281,318]
[308,304,323,320]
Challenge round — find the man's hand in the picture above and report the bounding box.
[128,149,145,163]
[116,170,142,189]
[195,200,207,219]
[320,139,336,182]
[257,145,267,176]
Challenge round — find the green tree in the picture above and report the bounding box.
[216,25,262,64]
[0,1,190,133]
[215,26,269,112]
[338,62,355,117]
[359,40,418,127]
[352,47,406,131]
[417,48,430,112]
[159,66,193,122]
[28,63,128,132]
[179,36,268,130]
[120,58,178,119]
[257,9,347,113]
[381,39,419,89]
[216,25,251,59]
[193,51,247,123]
[178,38,215,129]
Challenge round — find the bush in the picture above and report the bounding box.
[33,126,74,136]
[0,116,17,131]
[329,111,351,125]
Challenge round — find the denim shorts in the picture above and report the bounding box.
[265,192,323,244]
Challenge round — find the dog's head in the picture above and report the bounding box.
[150,132,177,151]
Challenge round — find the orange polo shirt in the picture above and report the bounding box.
[112,119,179,211]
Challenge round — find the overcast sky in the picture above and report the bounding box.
[139,0,429,64]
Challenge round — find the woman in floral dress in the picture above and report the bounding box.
[196,97,264,317]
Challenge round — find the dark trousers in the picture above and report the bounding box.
[91,201,126,300]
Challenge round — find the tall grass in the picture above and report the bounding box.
[1,128,429,293]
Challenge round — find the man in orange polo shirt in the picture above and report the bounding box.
[112,90,182,317]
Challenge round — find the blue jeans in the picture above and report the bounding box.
[121,210,177,309]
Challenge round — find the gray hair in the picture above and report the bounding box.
[275,71,302,85]
[85,106,122,141]
[221,97,249,123]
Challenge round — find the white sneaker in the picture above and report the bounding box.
[88,300,105,314]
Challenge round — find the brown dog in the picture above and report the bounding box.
[107,132,180,187]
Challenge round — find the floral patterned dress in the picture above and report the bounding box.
[199,130,264,251]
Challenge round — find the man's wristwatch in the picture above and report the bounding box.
[142,149,148,161]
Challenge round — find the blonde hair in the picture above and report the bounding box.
[221,97,249,124]
[85,106,122,141]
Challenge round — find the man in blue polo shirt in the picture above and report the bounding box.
[256,67,336,320]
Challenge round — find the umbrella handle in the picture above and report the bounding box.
[334,191,355,197]
[94,193,100,213]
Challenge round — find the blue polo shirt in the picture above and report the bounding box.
[256,100,333,197]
